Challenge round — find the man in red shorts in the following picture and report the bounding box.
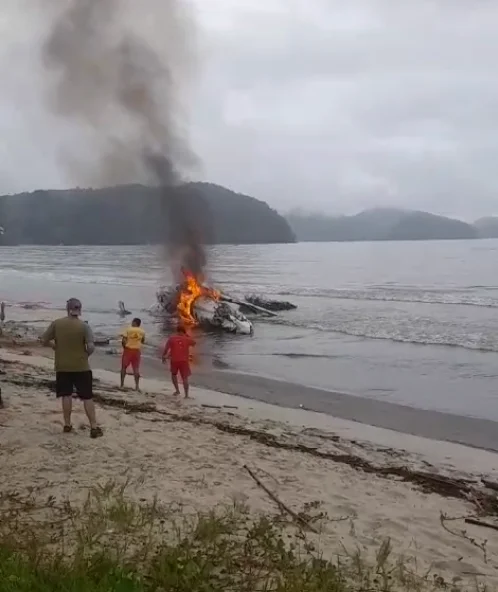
[162,324,196,398]
[120,317,145,391]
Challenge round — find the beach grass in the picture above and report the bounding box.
[0,481,455,592]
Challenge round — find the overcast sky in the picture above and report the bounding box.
[1,1,497,219]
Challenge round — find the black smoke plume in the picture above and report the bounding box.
[41,0,209,279]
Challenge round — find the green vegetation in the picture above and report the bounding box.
[0,182,295,246]
[0,482,444,592]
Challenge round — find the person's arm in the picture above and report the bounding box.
[84,323,95,356]
[41,322,56,349]
[188,337,196,347]
[162,338,171,363]
[120,328,128,349]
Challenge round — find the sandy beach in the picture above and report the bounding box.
[5,313,498,452]
[2,340,498,588]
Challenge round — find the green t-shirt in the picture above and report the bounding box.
[42,317,94,372]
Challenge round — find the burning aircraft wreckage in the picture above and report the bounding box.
[149,270,297,335]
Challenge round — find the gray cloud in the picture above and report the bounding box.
[192,0,498,219]
[1,0,498,219]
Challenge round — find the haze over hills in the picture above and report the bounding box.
[473,217,498,239]
[0,183,295,245]
[2,184,498,245]
[287,208,498,242]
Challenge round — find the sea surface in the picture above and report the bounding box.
[2,240,498,421]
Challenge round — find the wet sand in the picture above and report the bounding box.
[2,316,498,452]
[89,350,498,453]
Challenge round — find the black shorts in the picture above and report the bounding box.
[55,371,93,400]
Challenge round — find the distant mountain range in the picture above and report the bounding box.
[0,183,295,245]
[3,185,498,245]
[287,208,498,242]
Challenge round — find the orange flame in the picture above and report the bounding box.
[177,270,220,325]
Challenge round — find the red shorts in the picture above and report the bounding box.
[122,348,141,373]
[170,360,191,380]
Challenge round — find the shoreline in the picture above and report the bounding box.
[101,349,498,453]
[2,318,498,452]
[2,347,498,585]
[1,345,498,479]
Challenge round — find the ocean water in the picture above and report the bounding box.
[2,240,498,420]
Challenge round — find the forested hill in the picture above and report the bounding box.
[287,208,479,242]
[0,182,295,245]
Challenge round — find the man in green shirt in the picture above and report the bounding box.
[42,298,103,439]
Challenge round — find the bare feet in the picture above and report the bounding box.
[172,390,180,396]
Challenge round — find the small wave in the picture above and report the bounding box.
[212,357,232,370]
[3,300,52,310]
[267,317,498,353]
[82,307,132,315]
[276,288,498,309]
[4,300,130,316]
[0,267,158,287]
[270,353,339,360]
[332,332,498,354]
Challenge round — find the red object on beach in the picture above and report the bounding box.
[121,348,141,373]
[164,334,196,364]
[170,360,191,379]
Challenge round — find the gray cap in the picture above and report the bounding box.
[66,298,82,316]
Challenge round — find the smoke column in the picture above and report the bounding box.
[41,0,209,278]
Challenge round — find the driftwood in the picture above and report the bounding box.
[2,369,498,517]
[243,464,319,533]
[201,404,239,410]
[465,517,498,532]
[118,301,131,316]
[441,513,489,563]
[482,479,498,493]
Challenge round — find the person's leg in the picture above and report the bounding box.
[56,372,73,432]
[170,361,180,395]
[120,350,128,388]
[132,352,141,391]
[76,371,103,438]
[62,396,73,428]
[83,400,97,429]
[171,372,180,395]
[180,363,191,398]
